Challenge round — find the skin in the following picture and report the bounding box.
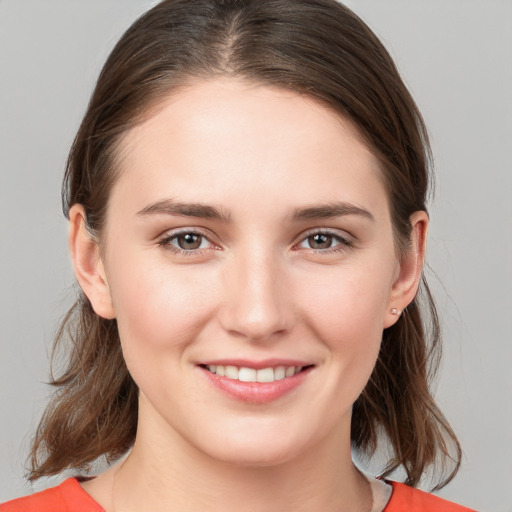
[70,78,427,512]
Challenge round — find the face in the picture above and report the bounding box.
[74,78,422,467]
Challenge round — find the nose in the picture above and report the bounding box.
[218,248,293,342]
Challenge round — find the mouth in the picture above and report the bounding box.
[198,362,314,403]
[200,364,310,383]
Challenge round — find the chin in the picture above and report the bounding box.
[192,423,315,468]
[208,443,302,468]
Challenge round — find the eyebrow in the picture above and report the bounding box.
[291,202,375,222]
[137,199,231,222]
[137,199,373,223]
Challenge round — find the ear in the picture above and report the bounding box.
[383,211,429,328]
[68,204,116,319]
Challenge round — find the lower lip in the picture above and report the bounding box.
[199,366,313,404]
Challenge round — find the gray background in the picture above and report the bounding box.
[1,1,511,510]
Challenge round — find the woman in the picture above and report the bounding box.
[1,1,476,510]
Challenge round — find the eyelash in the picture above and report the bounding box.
[157,228,354,256]
[157,229,216,256]
[294,230,354,253]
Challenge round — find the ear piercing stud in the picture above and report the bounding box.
[390,308,400,315]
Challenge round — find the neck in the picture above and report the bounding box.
[109,405,371,512]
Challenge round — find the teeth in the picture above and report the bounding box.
[225,365,239,379]
[274,366,286,380]
[206,364,303,382]
[256,367,274,383]
[239,367,257,382]
[285,366,295,377]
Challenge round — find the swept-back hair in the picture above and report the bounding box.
[29,0,461,487]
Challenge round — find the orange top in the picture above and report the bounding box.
[0,477,476,512]
[0,479,102,512]
[384,482,476,511]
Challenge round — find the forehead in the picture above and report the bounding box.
[111,78,387,218]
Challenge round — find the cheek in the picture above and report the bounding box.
[299,262,392,330]
[108,256,219,360]
[296,262,392,372]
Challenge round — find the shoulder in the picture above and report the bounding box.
[385,481,477,512]
[0,478,104,512]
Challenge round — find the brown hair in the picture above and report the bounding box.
[29,0,461,487]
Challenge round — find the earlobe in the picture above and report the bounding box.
[68,205,116,319]
[384,211,429,328]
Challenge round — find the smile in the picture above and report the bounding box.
[199,362,313,404]
[205,365,303,383]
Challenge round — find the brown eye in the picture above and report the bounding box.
[158,230,214,254]
[297,231,351,252]
[307,233,334,249]
[176,233,204,250]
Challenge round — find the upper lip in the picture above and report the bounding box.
[198,358,314,370]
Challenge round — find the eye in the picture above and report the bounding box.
[173,232,207,250]
[158,230,214,253]
[297,231,353,251]
[302,233,337,250]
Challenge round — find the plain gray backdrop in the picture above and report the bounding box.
[1,1,511,511]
